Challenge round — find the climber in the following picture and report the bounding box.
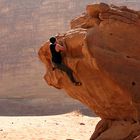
[49,36,81,86]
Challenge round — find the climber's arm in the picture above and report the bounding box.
[55,44,65,52]
[61,39,67,49]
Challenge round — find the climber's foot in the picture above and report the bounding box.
[74,82,82,86]
[52,67,56,71]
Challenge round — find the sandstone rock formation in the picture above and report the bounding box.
[38,3,140,140]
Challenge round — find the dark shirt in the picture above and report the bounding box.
[50,43,62,64]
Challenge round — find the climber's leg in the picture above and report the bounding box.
[54,63,76,83]
[53,63,81,85]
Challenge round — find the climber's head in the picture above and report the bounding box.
[50,37,56,44]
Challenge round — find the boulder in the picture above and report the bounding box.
[38,3,140,140]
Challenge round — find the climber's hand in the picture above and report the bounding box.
[56,44,65,52]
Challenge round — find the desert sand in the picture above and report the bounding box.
[0,112,100,140]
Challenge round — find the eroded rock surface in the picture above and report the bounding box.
[39,3,140,140]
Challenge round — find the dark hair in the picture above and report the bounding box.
[50,37,56,44]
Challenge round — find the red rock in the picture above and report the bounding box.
[38,3,140,140]
[90,120,140,140]
[86,3,110,17]
[134,136,140,140]
[71,14,100,29]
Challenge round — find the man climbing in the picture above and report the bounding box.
[49,37,81,86]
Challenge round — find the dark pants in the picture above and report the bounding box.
[53,63,76,83]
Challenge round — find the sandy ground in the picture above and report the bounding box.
[0,111,100,140]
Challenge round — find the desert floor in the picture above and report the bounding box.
[0,111,100,140]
